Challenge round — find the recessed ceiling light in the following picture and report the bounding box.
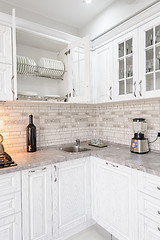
[83,0,92,4]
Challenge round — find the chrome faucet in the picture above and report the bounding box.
[76,139,80,147]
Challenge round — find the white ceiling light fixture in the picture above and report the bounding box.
[83,0,92,4]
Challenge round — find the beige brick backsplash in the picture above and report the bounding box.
[0,98,160,153]
[97,98,160,151]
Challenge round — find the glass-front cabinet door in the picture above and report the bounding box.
[113,29,138,101]
[139,16,160,98]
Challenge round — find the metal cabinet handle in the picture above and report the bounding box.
[29,167,46,174]
[134,81,136,97]
[109,86,112,100]
[54,165,58,182]
[11,76,15,95]
[139,80,142,96]
[157,187,160,190]
[106,162,118,168]
[158,227,160,231]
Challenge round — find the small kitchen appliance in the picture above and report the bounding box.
[0,134,17,168]
[130,118,149,154]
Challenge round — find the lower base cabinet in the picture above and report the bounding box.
[53,158,91,238]
[139,215,160,240]
[0,213,21,240]
[22,165,52,240]
[92,157,135,240]
[138,172,160,240]
[11,156,160,240]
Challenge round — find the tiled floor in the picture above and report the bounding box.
[67,225,118,240]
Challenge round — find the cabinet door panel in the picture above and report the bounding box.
[0,192,21,219]
[94,42,113,103]
[139,16,160,99]
[93,159,133,240]
[67,36,90,103]
[0,63,12,101]
[0,26,12,65]
[22,165,52,240]
[138,171,160,200]
[113,29,138,101]
[0,213,21,240]
[53,158,91,235]
[139,215,160,240]
[0,172,20,196]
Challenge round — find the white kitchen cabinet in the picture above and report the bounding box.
[22,165,52,240]
[53,158,91,237]
[93,42,114,103]
[67,36,90,103]
[113,29,138,101]
[0,172,21,240]
[0,25,12,64]
[139,16,160,99]
[0,213,21,240]
[0,25,13,101]
[138,171,160,240]
[139,215,160,240]
[92,158,134,240]
[0,63,12,101]
[0,171,21,196]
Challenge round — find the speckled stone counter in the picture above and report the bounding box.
[1,142,160,177]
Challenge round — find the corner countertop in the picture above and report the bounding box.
[0,142,160,177]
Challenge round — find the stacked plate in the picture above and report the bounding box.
[17,55,36,74]
[39,57,65,77]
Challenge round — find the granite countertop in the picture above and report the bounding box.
[1,142,160,177]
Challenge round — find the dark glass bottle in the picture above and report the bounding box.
[27,114,37,152]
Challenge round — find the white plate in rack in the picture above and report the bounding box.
[39,57,64,77]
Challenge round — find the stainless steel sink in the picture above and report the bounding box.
[61,146,91,153]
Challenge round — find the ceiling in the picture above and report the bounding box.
[0,0,119,28]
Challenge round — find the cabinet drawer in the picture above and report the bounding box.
[0,213,21,240]
[0,172,21,196]
[139,214,160,240]
[139,192,160,223]
[0,192,21,219]
[138,172,160,199]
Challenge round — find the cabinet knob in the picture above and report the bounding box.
[157,210,160,215]
[157,186,160,190]
[158,227,160,232]
[54,177,57,182]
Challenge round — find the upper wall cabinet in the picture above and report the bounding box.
[67,36,90,103]
[139,16,160,99]
[0,25,13,101]
[93,12,160,103]
[15,28,90,103]
[113,29,138,101]
[0,25,12,64]
[93,42,113,103]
